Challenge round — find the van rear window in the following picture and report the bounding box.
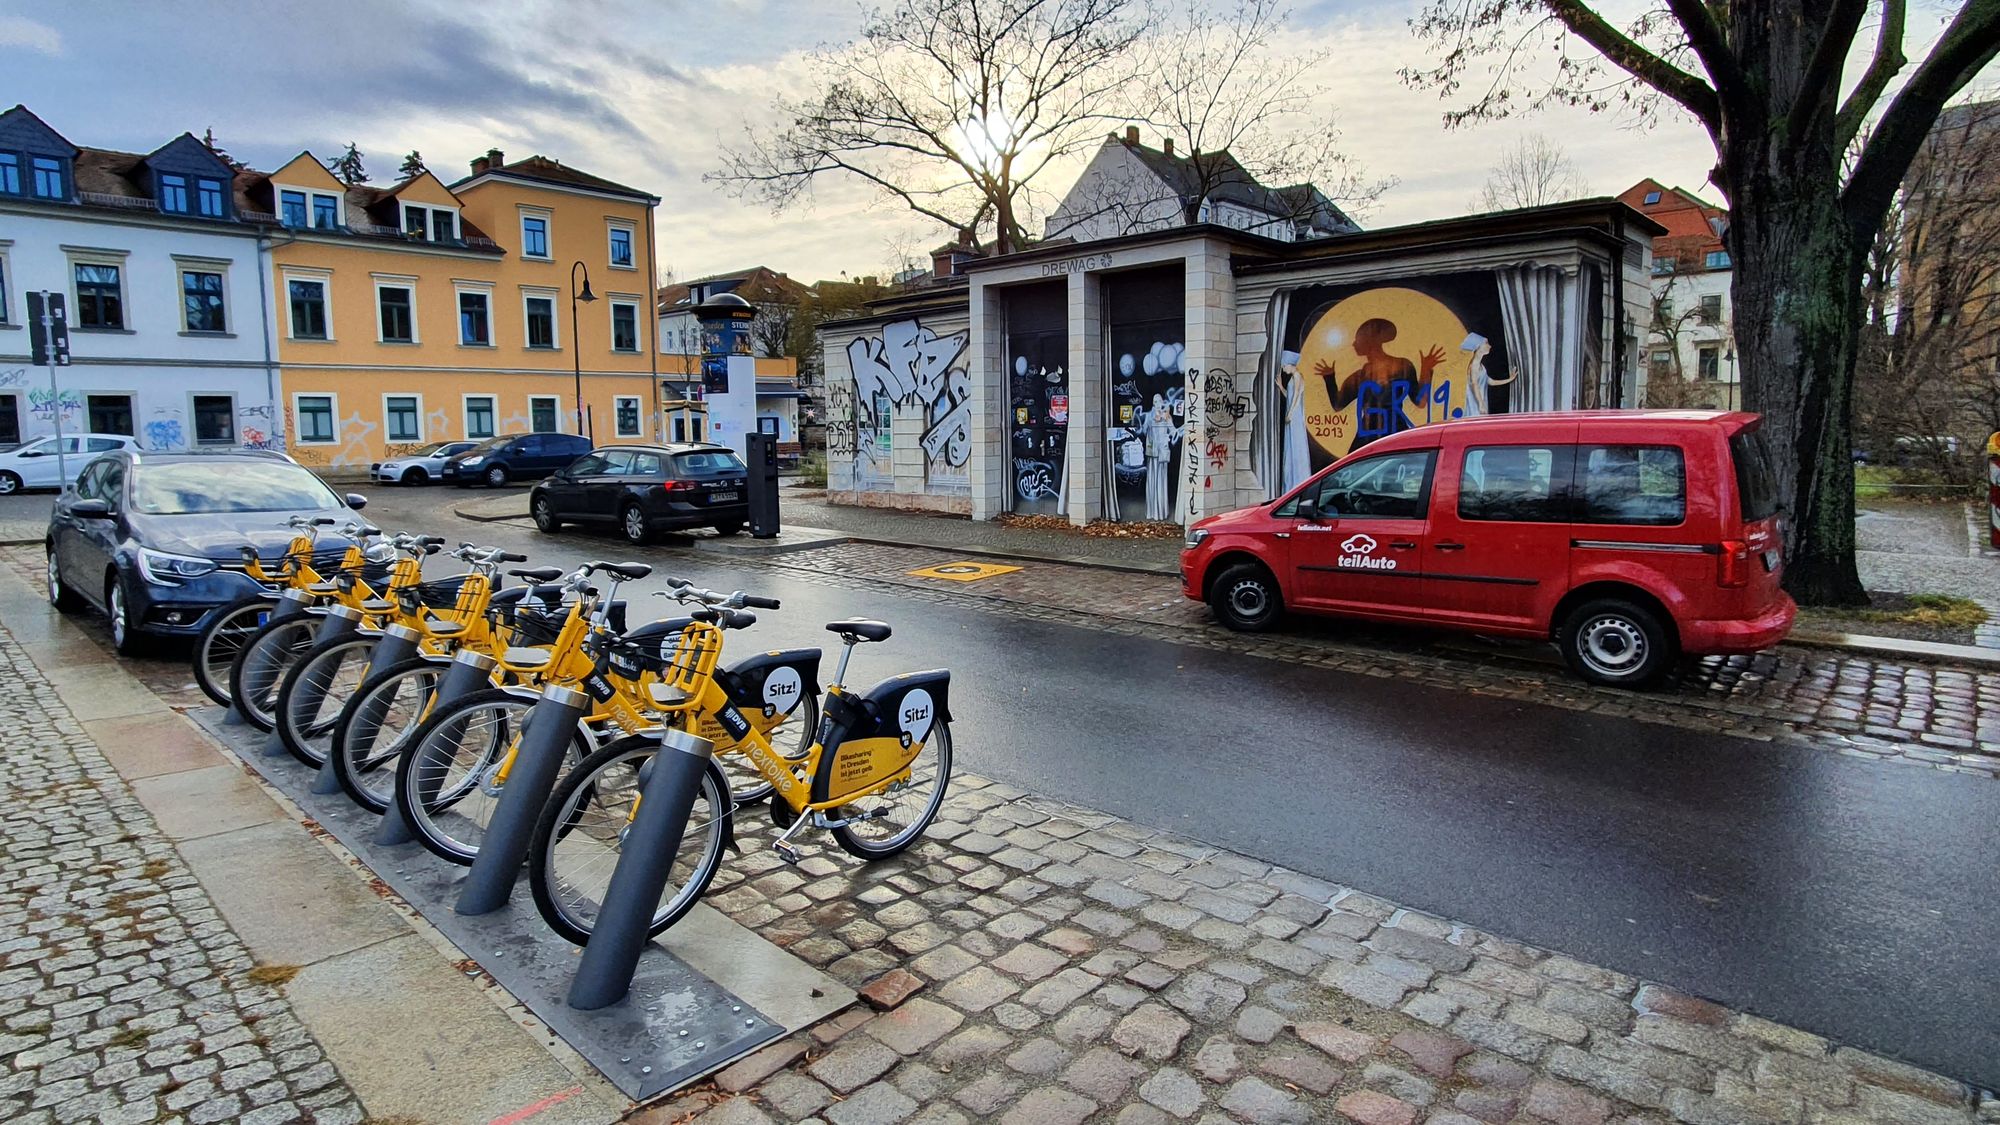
[1730,429,1781,522]
[1577,446,1685,526]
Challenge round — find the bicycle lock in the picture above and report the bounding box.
[372,649,498,847]
[308,621,419,793]
[455,682,591,916]
[568,725,718,1011]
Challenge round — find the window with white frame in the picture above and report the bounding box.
[464,395,496,439]
[521,211,551,259]
[614,395,642,437]
[280,189,308,228]
[608,225,634,269]
[402,203,459,243]
[181,269,226,333]
[295,395,336,444]
[528,395,559,433]
[384,395,422,442]
[610,300,638,352]
[375,278,417,343]
[457,288,491,345]
[523,292,557,348]
[287,276,329,340]
[312,192,340,230]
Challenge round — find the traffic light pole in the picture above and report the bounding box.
[34,291,69,484]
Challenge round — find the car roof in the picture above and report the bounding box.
[122,449,302,466]
[591,442,736,455]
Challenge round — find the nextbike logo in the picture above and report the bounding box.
[1338,533,1397,571]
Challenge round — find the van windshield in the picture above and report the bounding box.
[1730,429,1781,522]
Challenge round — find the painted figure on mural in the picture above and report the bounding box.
[1318,317,1446,449]
[1281,350,1312,493]
[1144,394,1174,520]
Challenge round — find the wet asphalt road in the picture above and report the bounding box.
[20,484,2000,1088]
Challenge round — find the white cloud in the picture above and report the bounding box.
[0,16,63,56]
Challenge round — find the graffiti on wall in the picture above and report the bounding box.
[844,318,972,489]
[29,387,81,420]
[145,416,184,451]
[0,368,27,388]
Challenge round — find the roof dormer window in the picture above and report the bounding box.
[197,177,225,218]
[0,154,20,195]
[1643,190,1662,205]
[31,156,65,200]
[159,173,189,213]
[400,203,458,243]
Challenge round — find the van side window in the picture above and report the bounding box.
[1578,445,1685,526]
[1459,446,1573,522]
[1283,450,1434,519]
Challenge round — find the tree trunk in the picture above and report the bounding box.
[1729,152,1871,606]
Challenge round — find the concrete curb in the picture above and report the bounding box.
[1786,628,2000,668]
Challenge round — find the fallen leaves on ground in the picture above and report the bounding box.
[994,513,1183,539]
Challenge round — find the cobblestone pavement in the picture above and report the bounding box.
[654,775,1997,1125]
[754,541,2000,779]
[0,624,365,1125]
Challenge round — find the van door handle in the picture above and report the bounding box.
[1434,541,1466,551]
[1389,540,1417,549]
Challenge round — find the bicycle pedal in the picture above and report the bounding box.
[774,841,803,866]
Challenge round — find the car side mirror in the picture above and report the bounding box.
[1296,499,1320,523]
[72,499,113,520]
[345,493,368,510]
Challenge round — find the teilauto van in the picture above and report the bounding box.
[1180,411,1795,687]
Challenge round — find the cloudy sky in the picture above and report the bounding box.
[1,1,1961,284]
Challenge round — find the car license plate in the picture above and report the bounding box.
[712,491,738,501]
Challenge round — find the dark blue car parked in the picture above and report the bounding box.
[45,450,368,653]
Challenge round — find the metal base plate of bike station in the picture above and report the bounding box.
[189,707,855,1103]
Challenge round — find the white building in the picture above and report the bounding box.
[0,105,280,450]
[1043,128,1359,246]
[1618,179,1737,407]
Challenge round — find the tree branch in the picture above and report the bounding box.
[1662,0,1746,112]
[1542,0,1722,136]
[1793,0,1871,144]
[1844,0,2000,236]
[1836,0,1908,149]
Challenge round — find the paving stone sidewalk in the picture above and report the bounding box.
[653,777,1996,1125]
[0,624,365,1125]
[759,541,2000,780]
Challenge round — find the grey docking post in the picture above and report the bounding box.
[373,650,497,846]
[455,683,589,916]
[308,622,419,792]
[229,588,311,727]
[567,726,717,1011]
[261,605,360,759]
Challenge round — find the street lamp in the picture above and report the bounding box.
[1725,345,1737,411]
[570,261,597,439]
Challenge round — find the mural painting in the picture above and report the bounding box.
[1275,274,1514,486]
[1006,332,1068,515]
[1106,337,1184,522]
[843,317,972,492]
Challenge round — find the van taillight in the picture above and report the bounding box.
[1719,539,1749,587]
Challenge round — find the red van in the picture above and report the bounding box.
[1181,411,1795,687]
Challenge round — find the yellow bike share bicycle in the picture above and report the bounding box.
[525,579,953,945]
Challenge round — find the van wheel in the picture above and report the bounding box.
[1210,562,1282,632]
[1559,598,1673,688]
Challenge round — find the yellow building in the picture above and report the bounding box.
[251,147,659,469]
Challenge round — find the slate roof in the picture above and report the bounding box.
[459,154,654,200]
[1118,139,1358,235]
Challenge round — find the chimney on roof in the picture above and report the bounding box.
[471,148,504,176]
[1162,138,1174,156]
[1125,126,1139,145]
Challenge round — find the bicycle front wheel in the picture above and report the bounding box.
[528,736,732,946]
[229,615,324,732]
[193,596,274,707]
[830,721,954,860]
[394,688,590,866]
[276,633,377,768]
[329,658,447,813]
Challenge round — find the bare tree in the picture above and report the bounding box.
[1051,0,1389,238]
[750,300,800,359]
[1641,243,1736,407]
[710,0,1147,254]
[1476,133,1587,211]
[1404,0,2000,605]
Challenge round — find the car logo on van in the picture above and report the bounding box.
[1338,533,1397,571]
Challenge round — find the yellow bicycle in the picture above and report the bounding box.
[191,516,379,706]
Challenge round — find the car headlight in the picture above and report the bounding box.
[460,456,484,467]
[136,548,219,586]
[1184,528,1211,550]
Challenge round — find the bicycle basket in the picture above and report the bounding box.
[655,623,724,694]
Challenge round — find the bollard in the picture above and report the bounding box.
[261,606,361,759]
[231,588,315,726]
[568,727,717,1011]
[455,684,589,916]
[307,622,418,791]
[374,651,496,846]
[1987,431,2000,549]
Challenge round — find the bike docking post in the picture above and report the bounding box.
[374,650,496,847]
[568,727,717,1012]
[263,604,361,760]
[455,683,589,916]
[300,608,377,790]
[229,589,312,727]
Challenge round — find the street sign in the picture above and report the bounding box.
[26,291,71,367]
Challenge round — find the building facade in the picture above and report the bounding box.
[258,148,661,469]
[1044,128,1358,245]
[1617,179,1736,407]
[0,105,280,450]
[821,202,1657,526]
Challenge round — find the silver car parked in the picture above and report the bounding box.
[369,440,478,485]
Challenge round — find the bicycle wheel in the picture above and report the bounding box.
[229,615,325,732]
[829,721,954,860]
[528,735,732,946]
[193,596,275,707]
[393,687,590,866]
[329,658,447,813]
[717,693,819,806]
[275,633,378,769]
